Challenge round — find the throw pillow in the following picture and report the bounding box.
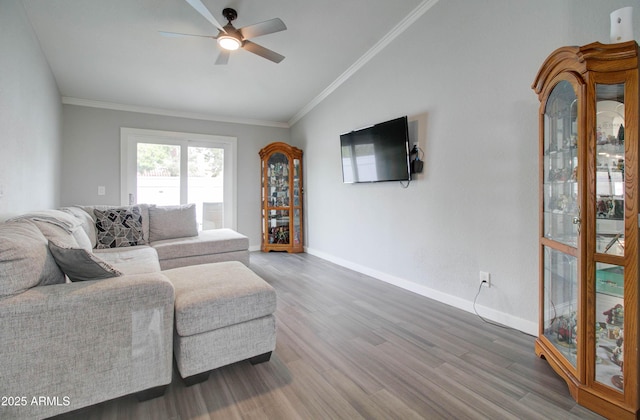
[148,203,199,242]
[94,207,145,249]
[48,241,122,282]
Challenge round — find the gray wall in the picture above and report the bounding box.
[61,105,290,247]
[0,0,62,216]
[290,0,640,334]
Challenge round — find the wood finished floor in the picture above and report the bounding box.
[52,252,604,420]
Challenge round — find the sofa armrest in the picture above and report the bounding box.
[0,274,174,419]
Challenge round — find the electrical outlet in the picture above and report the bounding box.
[98,186,106,196]
[480,271,491,287]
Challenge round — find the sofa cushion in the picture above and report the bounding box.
[95,207,145,249]
[158,250,249,270]
[70,226,92,251]
[0,220,65,297]
[8,209,89,250]
[95,246,162,275]
[8,209,79,232]
[61,206,97,248]
[151,228,249,261]
[148,204,198,242]
[30,220,80,248]
[163,261,277,337]
[48,241,122,282]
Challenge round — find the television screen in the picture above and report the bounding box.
[340,116,411,183]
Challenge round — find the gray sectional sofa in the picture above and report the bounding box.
[0,204,275,420]
[66,203,250,269]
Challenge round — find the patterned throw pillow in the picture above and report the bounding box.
[94,207,145,249]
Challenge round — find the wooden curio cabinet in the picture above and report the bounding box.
[259,142,303,253]
[532,41,640,419]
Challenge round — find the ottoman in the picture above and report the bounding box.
[162,261,277,385]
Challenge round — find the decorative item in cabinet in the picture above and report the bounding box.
[259,142,303,253]
[533,41,640,419]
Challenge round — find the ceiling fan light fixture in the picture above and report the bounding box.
[218,35,241,51]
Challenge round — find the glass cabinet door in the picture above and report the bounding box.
[292,158,302,247]
[543,80,579,247]
[543,247,578,367]
[594,83,625,392]
[595,84,625,256]
[267,152,290,245]
[542,80,580,370]
[268,209,289,244]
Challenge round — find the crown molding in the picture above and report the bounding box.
[288,0,440,127]
[62,97,290,129]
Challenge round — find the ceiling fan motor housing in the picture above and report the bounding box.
[222,8,238,23]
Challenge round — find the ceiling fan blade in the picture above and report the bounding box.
[239,18,286,39]
[215,50,231,65]
[184,0,226,32]
[243,40,285,63]
[158,30,215,39]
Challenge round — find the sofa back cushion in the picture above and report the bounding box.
[8,209,92,252]
[30,220,80,248]
[148,204,198,243]
[61,206,97,248]
[0,220,65,297]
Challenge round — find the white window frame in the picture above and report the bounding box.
[120,127,238,230]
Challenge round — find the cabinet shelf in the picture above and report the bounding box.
[545,148,578,157]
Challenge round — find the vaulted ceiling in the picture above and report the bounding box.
[21,0,430,126]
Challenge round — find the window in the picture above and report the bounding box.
[120,128,237,230]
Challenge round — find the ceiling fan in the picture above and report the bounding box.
[160,0,287,65]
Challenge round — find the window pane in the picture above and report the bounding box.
[123,128,236,230]
[137,143,180,205]
[188,146,224,230]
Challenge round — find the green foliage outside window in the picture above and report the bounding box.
[137,144,223,178]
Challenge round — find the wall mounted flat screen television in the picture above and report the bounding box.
[340,116,411,183]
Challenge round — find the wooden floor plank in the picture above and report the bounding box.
[50,252,604,420]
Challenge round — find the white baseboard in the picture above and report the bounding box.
[305,247,537,336]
